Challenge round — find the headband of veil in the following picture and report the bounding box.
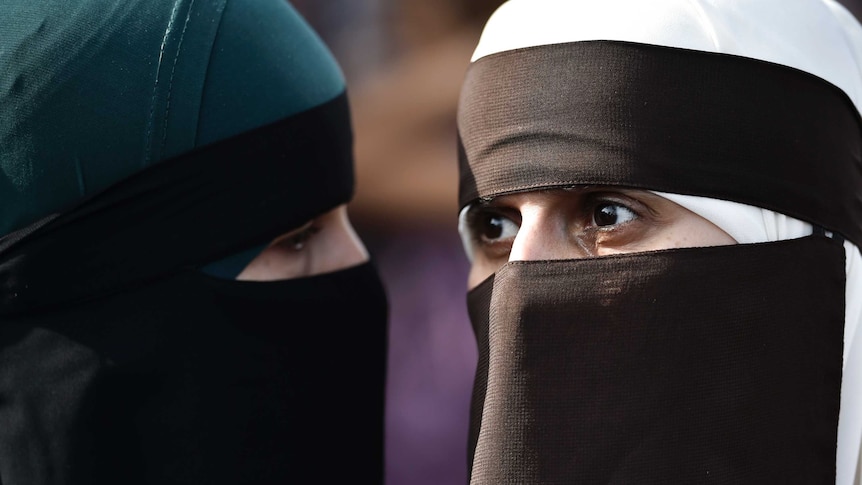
[459,1,862,482]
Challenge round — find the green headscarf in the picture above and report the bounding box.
[0,0,344,237]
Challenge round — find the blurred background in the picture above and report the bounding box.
[290,2,862,484]
[290,2,503,484]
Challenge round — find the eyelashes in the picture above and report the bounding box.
[273,221,321,251]
[467,206,520,246]
[593,201,638,227]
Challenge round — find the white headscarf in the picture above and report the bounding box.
[466,1,862,482]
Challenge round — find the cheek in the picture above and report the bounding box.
[657,213,737,249]
[309,219,368,275]
[236,246,312,281]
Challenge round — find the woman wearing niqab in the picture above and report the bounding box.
[457,0,862,483]
[0,0,387,483]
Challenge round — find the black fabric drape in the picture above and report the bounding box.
[0,262,387,484]
[0,91,388,483]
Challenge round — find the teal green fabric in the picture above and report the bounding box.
[0,0,346,237]
[197,0,345,146]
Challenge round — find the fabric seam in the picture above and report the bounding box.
[144,0,184,167]
[158,0,197,160]
[193,0,230,148]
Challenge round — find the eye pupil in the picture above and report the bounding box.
[482,215,504,239]
[466,206,518,246]
[594,204,618,226]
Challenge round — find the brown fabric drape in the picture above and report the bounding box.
[468,237,845,484]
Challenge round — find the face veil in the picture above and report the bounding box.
[0,0,388,482]
[457,1,862,483]
[467,241,844,484]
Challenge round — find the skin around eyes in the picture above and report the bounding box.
[464,187,736,289]
[236,204,369,281]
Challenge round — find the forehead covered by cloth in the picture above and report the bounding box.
[457,40,862,248]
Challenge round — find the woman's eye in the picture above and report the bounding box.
[276,222,321,251]
[593,202,637,227]
[473,212,519,244]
